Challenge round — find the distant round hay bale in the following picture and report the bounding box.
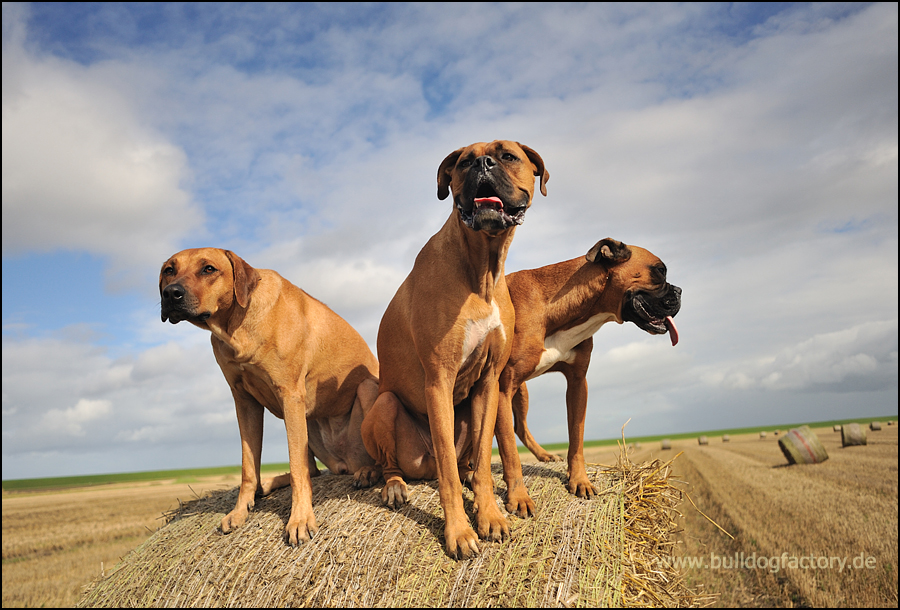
[661,439,672,450]
[774,430,780,436]
[722,435,730,442]
[833,425,842,432]
[841,423,867,447]
[778,425,828,465]
[759,431,767,439]
[870,421,882,431]
[697,436,708,445]
[887,420,895,426]
[77,460,700,608]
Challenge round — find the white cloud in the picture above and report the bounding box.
[2,3,897,478]
[40,398,112,436]
[1,7,203,290]
[702,320,898,392]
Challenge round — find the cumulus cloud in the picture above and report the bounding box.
[2,3,896,478]
[40,398,112,436]
[2,4,203,289]
[703,320,898,392]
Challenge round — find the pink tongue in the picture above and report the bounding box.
[474,196,503,208]
[665,316,679,346]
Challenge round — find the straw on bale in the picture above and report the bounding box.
[778,425,828,465]
[841,423,867,447]
[721,435,729,442]
[78,451,703,608]
[759,431,767,439]
[870,421,882,431]
[660,439,672,450]
[833,425,842,432]
[697,436,708,446]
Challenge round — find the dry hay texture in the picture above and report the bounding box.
[842,423,867,447]
[79,453,699,608]
[777,425,829,465]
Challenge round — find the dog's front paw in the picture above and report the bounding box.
[566,475,597,499]
[352,464,382,488]
[284,511,318,547]
[536,451,564,463]
[221,505,250,534]
[445,521,480,560]
[474,500,510,543]
[381,476,409,508]
[505,487,536,518]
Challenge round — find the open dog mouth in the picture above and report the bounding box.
[457,184,528,231]
[624,288,681,346]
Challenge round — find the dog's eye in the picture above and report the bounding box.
[458,158,473,168]
[202,265,217,274]
[163,266,175,276]
[501,152,518,162]
[652,265,667,282]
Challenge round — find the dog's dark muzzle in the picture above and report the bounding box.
[456,158,529,232]
[160,283,208,324]
[623,284,682,345]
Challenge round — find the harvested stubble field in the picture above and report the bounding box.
[3,423,897,608]
[638,424,898,608]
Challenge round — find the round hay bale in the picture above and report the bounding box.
[78,460,700,608]
[870,421,882,431]
[722,435,730,442]
[842,423,867,447]
[697,436,708,446]
[759,431,767,439]
[833,425,842,432]
[774,430,780,436]
[778,425,828,465]
[661,439,672,450]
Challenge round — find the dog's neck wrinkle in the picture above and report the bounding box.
[455,216,513,300]
[210,279,281,362]
[539,259,613,335]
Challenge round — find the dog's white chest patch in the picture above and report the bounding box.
[460,300,505,367]
[529,312,617,379]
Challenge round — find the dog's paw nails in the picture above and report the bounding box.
[447,528,481,560]
[284,522,317,547]
[568,481,597,499]
[506,499,536,519]
[381,478,409,508]
[352,466,382,488]
[220,508,249,533]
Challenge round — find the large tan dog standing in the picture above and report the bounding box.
[159,248,380,546]
[361,141,548,559]
[495,238,682,497]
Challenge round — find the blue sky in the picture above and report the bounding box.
[3,2,897,479]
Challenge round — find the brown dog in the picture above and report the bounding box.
[360,141,548,559]
[494,238,681,497]
[159,248,380,546]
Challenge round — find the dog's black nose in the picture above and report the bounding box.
[475,155,497,172]
[162,283,185,302]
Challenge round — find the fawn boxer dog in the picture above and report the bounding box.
[360,141,548,559]
[159,248,380,546]
[494,238,681,497]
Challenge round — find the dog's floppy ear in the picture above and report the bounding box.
[225,250,260,309]
[437,147,465,200]
[518,143,549,197]
[586,238,631,264]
